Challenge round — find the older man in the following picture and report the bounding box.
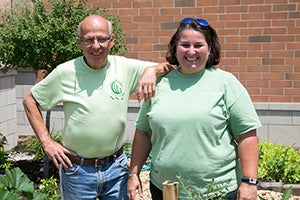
[23,15,172,200]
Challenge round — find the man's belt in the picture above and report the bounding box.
[68,148,123,167]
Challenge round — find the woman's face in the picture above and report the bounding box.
[176,29,210,74]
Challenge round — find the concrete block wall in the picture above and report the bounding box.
[15,68,66,136]
[125,102,300,148]
[0,70,18,150]
[256,103,300,148]
[14,69,300,148]
[15,68,36,136]
[0,68,298,149]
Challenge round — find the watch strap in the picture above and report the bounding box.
[241,176,259,185]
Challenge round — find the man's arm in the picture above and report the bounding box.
[137,62,176,102]
[23,92,76,169]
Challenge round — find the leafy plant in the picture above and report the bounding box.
[23,130,62,161]
[0,167,60,200]
[0,0,127,73]
[37,176,61,200]
[281,186,293,200]
[0,133,12,170]
[0,167,48,200]
[176,175,230,200]
[258,141,300,184]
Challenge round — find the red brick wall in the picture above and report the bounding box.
[10,0,300,102]
[87,0,300,103]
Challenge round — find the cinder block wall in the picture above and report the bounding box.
[14,68,300,148]
[0,70,18,150]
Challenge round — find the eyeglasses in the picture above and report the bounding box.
[80,36,111,45]
[180,18,209,26]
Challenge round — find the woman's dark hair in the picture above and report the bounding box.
[166,19,221,68]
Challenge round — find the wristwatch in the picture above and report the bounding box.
[241,176,259,185]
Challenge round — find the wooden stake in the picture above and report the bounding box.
[163,180,179,200]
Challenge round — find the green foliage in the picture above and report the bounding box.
[282,186,293,200]
[176,175,230,200]
[0,167,48,200]
[0,0,127,73]
[37,176,61,200]
[258,141,300,184]
[0,167,60,200]
[0,133,12,170]
[23,130,62,161]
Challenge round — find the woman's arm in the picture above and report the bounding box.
[234,129,259,200]
[127,128,152,200]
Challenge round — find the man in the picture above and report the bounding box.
[23,15,172,199]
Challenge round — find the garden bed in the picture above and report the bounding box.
[4,137,300,199]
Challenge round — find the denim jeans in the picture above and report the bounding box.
[60,153,129,200]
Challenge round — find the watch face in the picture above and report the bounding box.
[242,177,258,185]
[249,178,258,184]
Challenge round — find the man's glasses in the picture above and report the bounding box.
[80,36,111,45]
[180,18,209,26]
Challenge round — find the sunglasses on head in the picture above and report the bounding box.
[180,18,209,26]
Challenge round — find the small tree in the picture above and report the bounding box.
[0,0,128,73]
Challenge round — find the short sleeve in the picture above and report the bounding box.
[224,74,261,135]
[31,68,63,111]
[135,101,151,132]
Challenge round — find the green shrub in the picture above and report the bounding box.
[258,141,300,184]
[0,167,60,200]
[23,130,62,161]
[0,167,48,200]
[37,176,60,200]
[176,175,230,200]
[0,133,12,170]
[0,0,127,73]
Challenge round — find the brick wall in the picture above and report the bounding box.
[8,0,300,103]
[0,0,10,8]
[86,0,300,103]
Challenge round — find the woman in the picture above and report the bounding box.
[127,18,261,200]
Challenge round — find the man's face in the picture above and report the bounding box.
[78,17,114,69]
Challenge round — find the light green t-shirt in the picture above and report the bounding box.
[31,55,155,158]
[136,67,261,198]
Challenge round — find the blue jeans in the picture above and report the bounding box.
[60,153,129,200]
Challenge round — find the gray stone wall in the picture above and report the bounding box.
[0,70,18,150]
[256,103,300,148]
[127,102,300,148]
[1,68,299,150]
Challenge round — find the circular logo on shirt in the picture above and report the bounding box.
[110,80,125,100]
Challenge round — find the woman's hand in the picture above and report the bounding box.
[127,175,143,200]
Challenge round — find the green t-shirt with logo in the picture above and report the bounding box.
[136,67,261,198]
[31,55,155,158]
